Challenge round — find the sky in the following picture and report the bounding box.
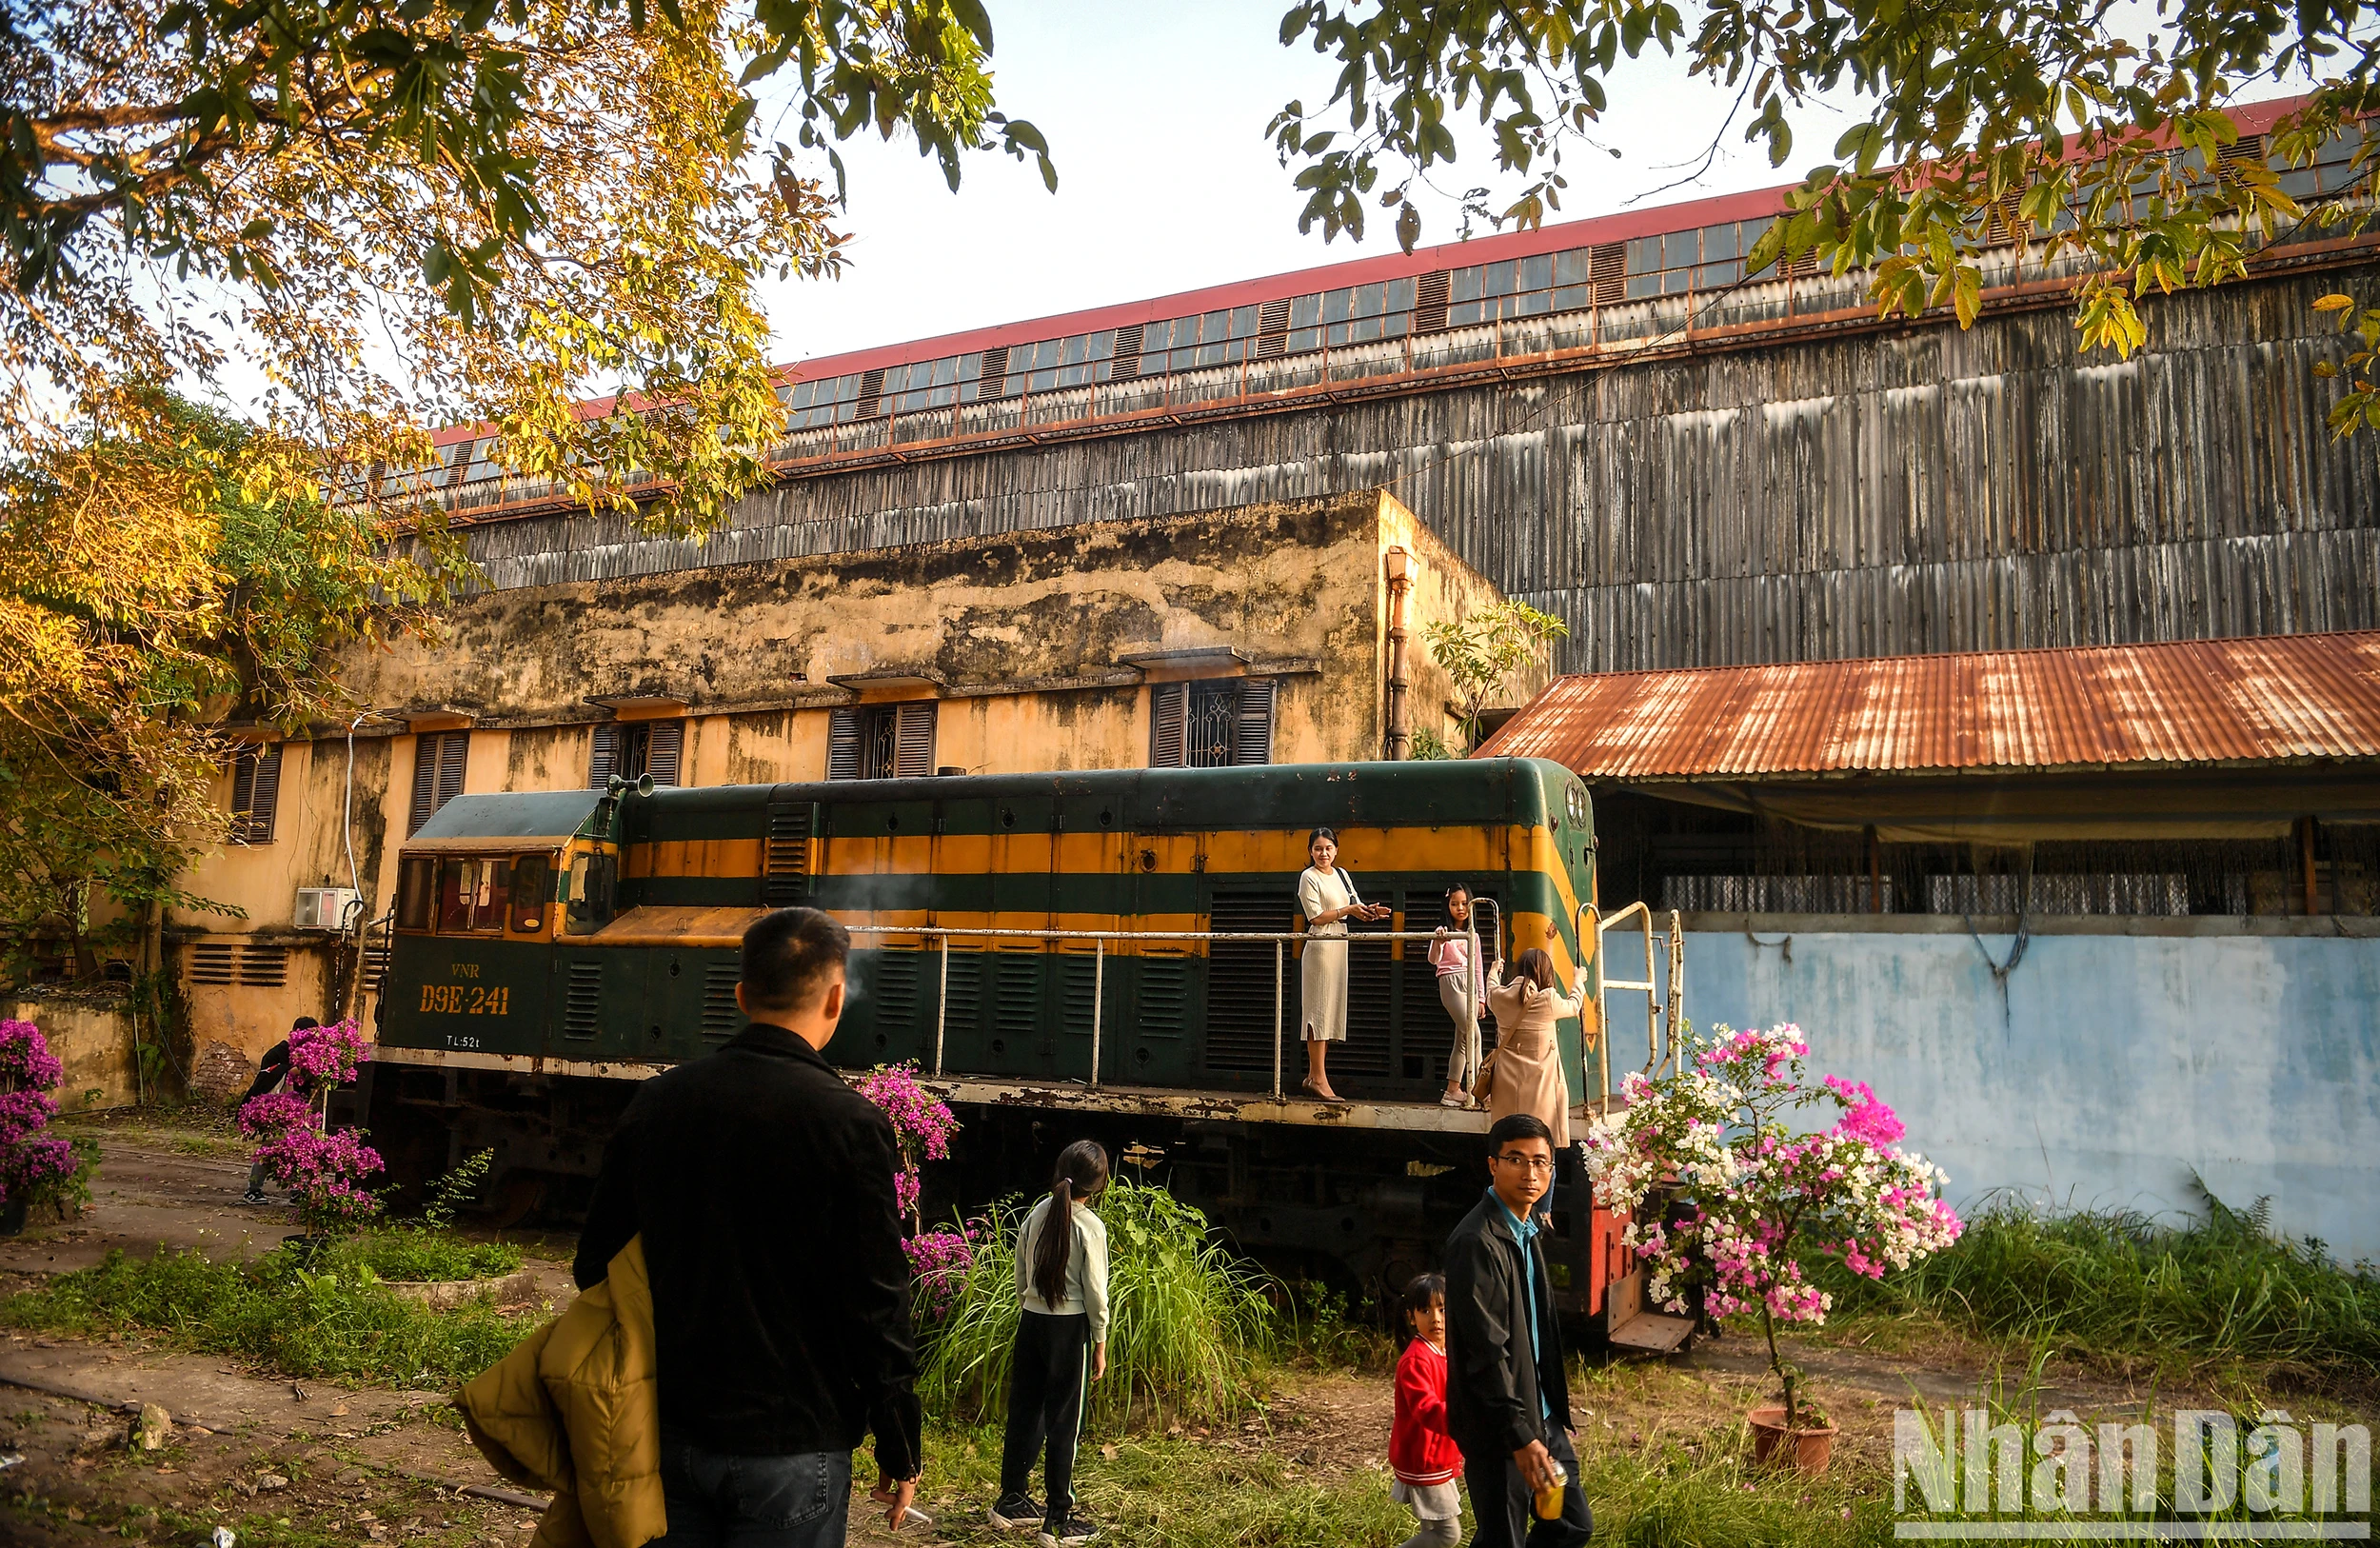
[751,0,1862,368]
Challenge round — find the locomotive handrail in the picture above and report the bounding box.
[1588,902,1678,1092]
[839,923,1552,1101]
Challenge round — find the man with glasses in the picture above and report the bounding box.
[1444,1114,1592,1548]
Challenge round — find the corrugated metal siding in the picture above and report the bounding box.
[456,267,2380,673]
[1474,631,2380,777]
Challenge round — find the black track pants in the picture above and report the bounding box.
[1000,1309,1091,1514]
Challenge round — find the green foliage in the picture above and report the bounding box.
[0,1236,535,1386]
[1825,1194,2380,1390]
[922,1179,1276,1427]
[342,1228,523,1285]
[1407,725,1455,761]
[1271,2,2380,377]
[1421,600,1570,752]
[0,394,447,976]
[346,1151,521,1281]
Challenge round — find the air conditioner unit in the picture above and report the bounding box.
[294,887,361,931]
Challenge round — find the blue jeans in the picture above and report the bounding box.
[651,1438,851,1548]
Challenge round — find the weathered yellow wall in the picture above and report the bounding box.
[165,490,1506,1051]
[8,991,141,1112]
[1386,506,1546,748]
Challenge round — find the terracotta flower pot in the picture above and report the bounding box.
[1747,1403,1838,1475]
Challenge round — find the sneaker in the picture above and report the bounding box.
[1040,1512,1099,1545]
[236,1191,267,1206]
[1438,1092,1468,1108]
[989,1495,1041,1532]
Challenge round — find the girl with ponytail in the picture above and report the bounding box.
[991,1140,1112,1544]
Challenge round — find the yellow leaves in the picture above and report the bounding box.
[2315,294,2357,313]
[2074,287,2148,360]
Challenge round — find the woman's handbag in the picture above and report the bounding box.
[1471,1047,1497,1106]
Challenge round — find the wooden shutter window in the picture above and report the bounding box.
[1234,679,1277,766]
[230,744,283,844]
[645,721,684,786]
[1415,270,1452,333]
[1257,298,1291,358]
[826,706,863,781]
[1590,243,1626,306]
[1109,325,1143,382]
[1149,682,1187,767]
[587,724,623,789]
[893,703,937,779]
[409,731,469,835]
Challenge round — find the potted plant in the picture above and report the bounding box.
[1584,1023,1964,1473]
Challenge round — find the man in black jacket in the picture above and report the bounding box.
[1444,1112,1592,1548]
[576,907,921,1545]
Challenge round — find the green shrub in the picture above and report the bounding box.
[338,1149,522,1281]
[922,1179,1275,1426]
[1826,1193,2380,1389]
[0,1238,534,1387]
[334,1229,521,1284]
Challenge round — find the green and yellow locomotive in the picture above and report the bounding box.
[366,757,1662,1333]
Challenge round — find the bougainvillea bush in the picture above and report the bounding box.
[241,1018,383,1235]
[857,1062,960,1228]
[287,1019,374,1098]
[1584,1022,1964,1432]
[858,1062,971,1322]
[903,1227,977,1323]
[0,1019,82,1216]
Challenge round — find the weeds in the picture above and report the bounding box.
[347,1150,522,1282]
[922,1179,1275,1426]
[1826,1193,2380,1390]
[0,1236,535,1387]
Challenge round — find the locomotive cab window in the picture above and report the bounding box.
[509,854,552,933]
[565,850,617,933]
[396,857,435,931]
[437,857,511,934]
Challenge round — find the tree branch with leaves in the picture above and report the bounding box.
[1421,599,1569,753]
[1271,0,2380,372]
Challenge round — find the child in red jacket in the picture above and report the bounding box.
[1390,1272,1464,1547]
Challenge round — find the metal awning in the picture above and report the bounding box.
[1479,631,2380,840]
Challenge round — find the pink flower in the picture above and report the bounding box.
[0,1020,74,1208]
[286,1020,372,1097]
[238,1092,316,1140]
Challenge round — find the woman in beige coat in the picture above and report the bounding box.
[1483,931,1581,1149]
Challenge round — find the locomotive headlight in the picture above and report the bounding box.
[1567,784,1587,827]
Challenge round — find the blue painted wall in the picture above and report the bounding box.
[1650,928,2380,1266]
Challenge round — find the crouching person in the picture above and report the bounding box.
[1445,1113,1591,1548]
[570,906,922,1546]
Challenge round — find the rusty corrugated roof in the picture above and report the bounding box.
[1477,632,2380,779]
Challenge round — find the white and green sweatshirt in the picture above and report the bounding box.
[1014,1193,1111,1341]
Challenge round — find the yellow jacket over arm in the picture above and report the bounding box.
[459,1237,666,1548]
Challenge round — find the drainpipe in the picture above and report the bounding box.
[1383,546,1415,759]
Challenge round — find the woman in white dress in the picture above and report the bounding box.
[1297,827,1387,1102]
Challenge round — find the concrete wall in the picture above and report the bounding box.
[1662,921,2380,1265]
[5,992,140,1112]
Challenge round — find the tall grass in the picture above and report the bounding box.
[0,1238,536,1387]
[922,1179,1275,1426]
[1826,1193,2380,1389]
